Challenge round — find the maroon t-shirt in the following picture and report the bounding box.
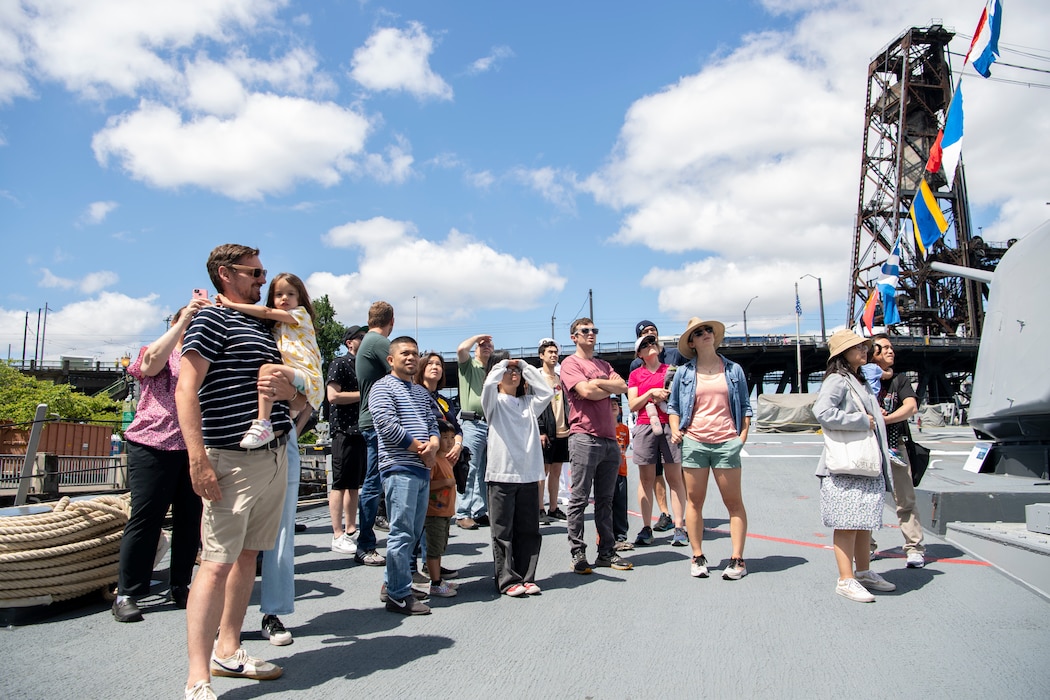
[560,354,617,440]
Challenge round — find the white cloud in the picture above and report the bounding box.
[18,0,283,100]
[1,292,163,364]
[81,200,118,225]
[350,22,452,100]
[513,166,579,212]
[40,268,75,289]
[0,1,32,104]
[323,216,418,251]
[39,267,119,294]
[466,46,514,75]
[585,0,1050,326]
[311,218,566,326]
[80,270,119,294]
[92,94,372,200]
[362,135,415,184]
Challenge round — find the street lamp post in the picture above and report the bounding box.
[799,274,826,343]
[743,296,758,343]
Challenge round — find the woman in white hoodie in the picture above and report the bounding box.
[482,357,554,597]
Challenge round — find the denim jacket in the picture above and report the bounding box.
[667,355,752,435]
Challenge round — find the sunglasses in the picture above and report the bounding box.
[575,327,599,335]
[229,264,267,278]
[691,326,715,338]
[638,337,658,350]
[506,366,522,374]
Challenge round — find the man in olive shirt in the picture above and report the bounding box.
[353,302,395,567]
[455,333,494,529]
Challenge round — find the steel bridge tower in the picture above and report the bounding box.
[847,24,1005,338]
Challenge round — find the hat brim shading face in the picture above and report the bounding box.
[677,318,726,359]
[827,329,871,359]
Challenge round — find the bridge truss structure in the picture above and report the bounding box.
[847,25,1007,338]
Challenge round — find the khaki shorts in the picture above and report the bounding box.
[200,445,288,563]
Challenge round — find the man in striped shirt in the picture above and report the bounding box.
[177,244,310,699]
[368,336,440,615]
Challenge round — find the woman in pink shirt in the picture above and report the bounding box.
[627,334,688,547]
[112,298,208,623]
[667,317,753,582]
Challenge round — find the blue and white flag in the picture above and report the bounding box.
[876,237,902,325]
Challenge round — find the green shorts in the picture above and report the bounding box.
[681,436,743,469]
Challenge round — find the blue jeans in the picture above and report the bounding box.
[382,470,429,600]
[456,419,489,519]
[357,428,383,552]
[261,425,300,616]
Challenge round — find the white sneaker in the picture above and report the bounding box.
[239,420,274,449]
[185,680,216,700]
[906,551,925,568]
[835,578,875,603]
[690,554,709,578]
[855,569,896,592]
[331,533,357,555]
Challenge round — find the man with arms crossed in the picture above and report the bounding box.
[369,336,440,615]
[354,302,396,567]
[561,318,633,574]
[178,244,309,700]
[326,324,367,555]
[455,333,495,529]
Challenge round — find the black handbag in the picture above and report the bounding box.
[906,438,931,487]
[453,445,471,494]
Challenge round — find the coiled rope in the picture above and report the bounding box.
[0,494,131,606]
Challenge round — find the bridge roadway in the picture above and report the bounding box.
[2,428,1047,698]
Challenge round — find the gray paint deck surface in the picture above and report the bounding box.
[2,427,1048,698]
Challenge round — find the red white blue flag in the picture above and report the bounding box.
[965,0,1003,78]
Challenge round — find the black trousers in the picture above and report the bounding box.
[613,474,629,540]
[487,481,542,592]
[117,442,202,596]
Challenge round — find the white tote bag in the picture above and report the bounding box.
[822,383,882,478]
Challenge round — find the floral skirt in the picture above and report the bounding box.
[820,473,883,530]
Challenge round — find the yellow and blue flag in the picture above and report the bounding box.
[910,179,948,256]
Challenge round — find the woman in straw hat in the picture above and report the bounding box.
[813,329,895,603]
[667,317,752,581]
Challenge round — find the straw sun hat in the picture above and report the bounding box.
[826,329,871,359]
[677,317,726,358]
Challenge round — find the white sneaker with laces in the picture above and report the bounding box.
[239,420,274,449]
[210,647,283,680]
[836,578,875,603]
[331,533,357,555]
[690,555,709,578]
[906,551,926,568]
[186,680,216,700]
[855,569,896,592]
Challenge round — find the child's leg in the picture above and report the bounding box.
[255,364,299,421]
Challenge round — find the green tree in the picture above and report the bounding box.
[0,363,120,427]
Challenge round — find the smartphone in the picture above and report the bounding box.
[193,288,208,300]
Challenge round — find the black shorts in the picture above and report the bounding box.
[543,435,570,465]
[331,432,367,490]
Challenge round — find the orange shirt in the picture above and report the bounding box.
[427,455,456,518]
[615,423,630,477]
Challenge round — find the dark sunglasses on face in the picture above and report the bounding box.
[575,327,599,335]
[639,337,658,350]
[691,326,714,338]
[229,264,267,278]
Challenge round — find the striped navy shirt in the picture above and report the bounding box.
[368,374,438,477]
[182,306,292,448]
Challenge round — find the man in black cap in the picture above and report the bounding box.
[326,324,367,555]
[629,320,684,535]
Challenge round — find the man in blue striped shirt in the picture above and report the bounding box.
[368,336,440,615]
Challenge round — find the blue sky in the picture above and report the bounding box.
[2,0,1048,365]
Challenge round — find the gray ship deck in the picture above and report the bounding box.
[2,427,1048,698]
